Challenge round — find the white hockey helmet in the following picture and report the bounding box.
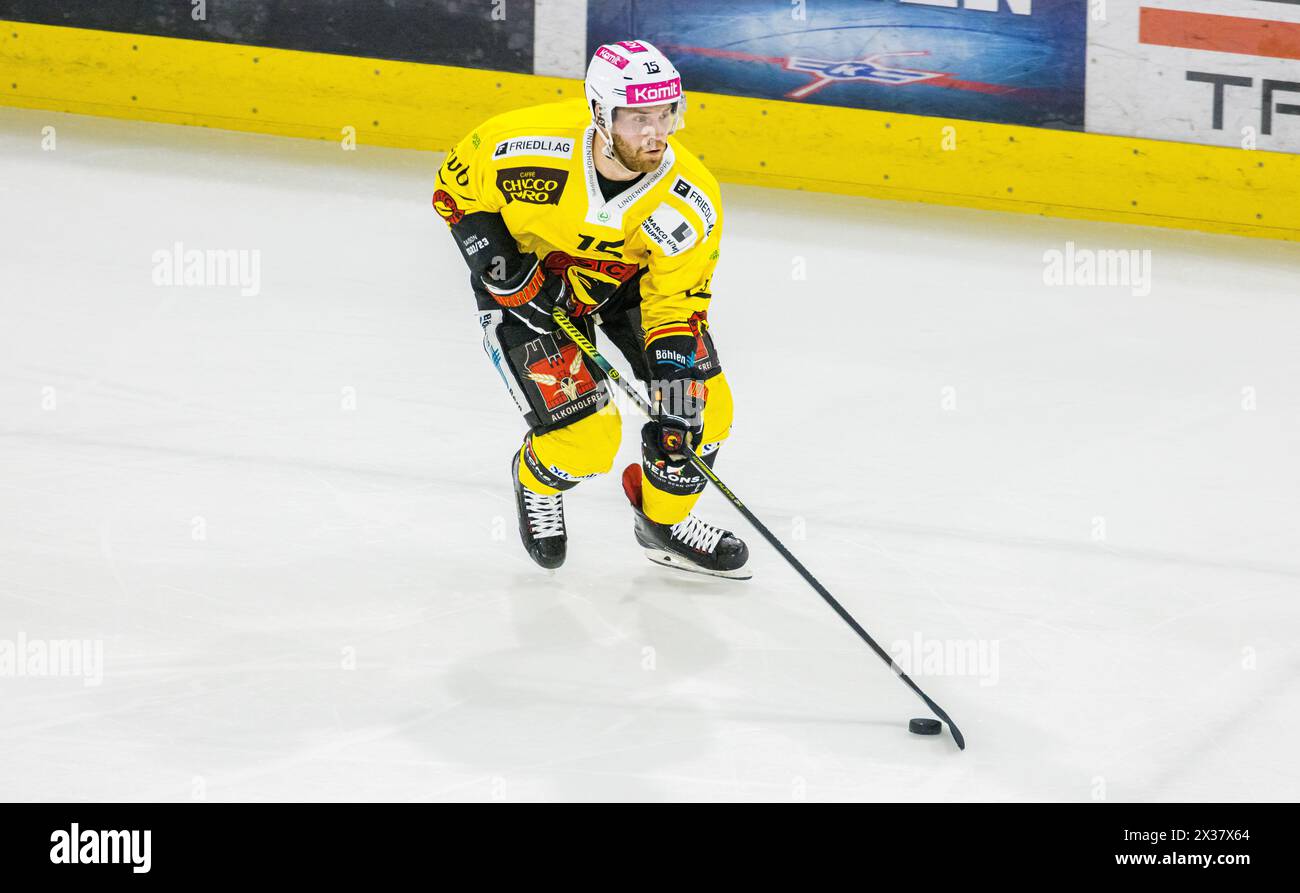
[584,39,686,137]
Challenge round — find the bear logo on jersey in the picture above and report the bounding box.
[543,251,638,315]
[432,189,465,225]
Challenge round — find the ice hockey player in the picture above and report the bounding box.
[433,40,749,579]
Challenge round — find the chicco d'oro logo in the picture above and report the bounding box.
[497,167,569,205]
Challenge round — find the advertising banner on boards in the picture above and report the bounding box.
[1087,0,1300,154]
[0,0,536,72]
[589,0,1089,130]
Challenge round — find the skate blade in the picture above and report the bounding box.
[642,548,753,580]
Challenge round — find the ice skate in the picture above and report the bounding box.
[622,464,750,580]
[513,451,567,569]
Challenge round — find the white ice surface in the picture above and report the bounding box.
[2,107,1298,802]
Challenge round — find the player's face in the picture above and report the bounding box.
[610,103,677,172]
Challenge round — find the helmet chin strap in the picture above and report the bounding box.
[594,113,641,178]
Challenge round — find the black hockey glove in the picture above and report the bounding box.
[643,378,708,463]
[482,258,568,334]
[446,210,571,333]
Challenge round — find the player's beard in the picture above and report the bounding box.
[611,131,665,173]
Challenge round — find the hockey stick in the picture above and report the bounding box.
[552,307,966,750]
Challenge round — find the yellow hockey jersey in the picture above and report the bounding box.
[434,98,723,345]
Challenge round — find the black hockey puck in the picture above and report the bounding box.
[909,718,942,736]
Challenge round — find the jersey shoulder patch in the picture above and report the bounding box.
[666,173,718,239]
[641,202,698,256]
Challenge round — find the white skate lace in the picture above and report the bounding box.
[523,489,565,538]
[669,514,725,554]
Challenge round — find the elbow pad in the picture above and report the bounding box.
[447,210,531,285]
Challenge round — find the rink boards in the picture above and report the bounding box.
[2,18,1298,242]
